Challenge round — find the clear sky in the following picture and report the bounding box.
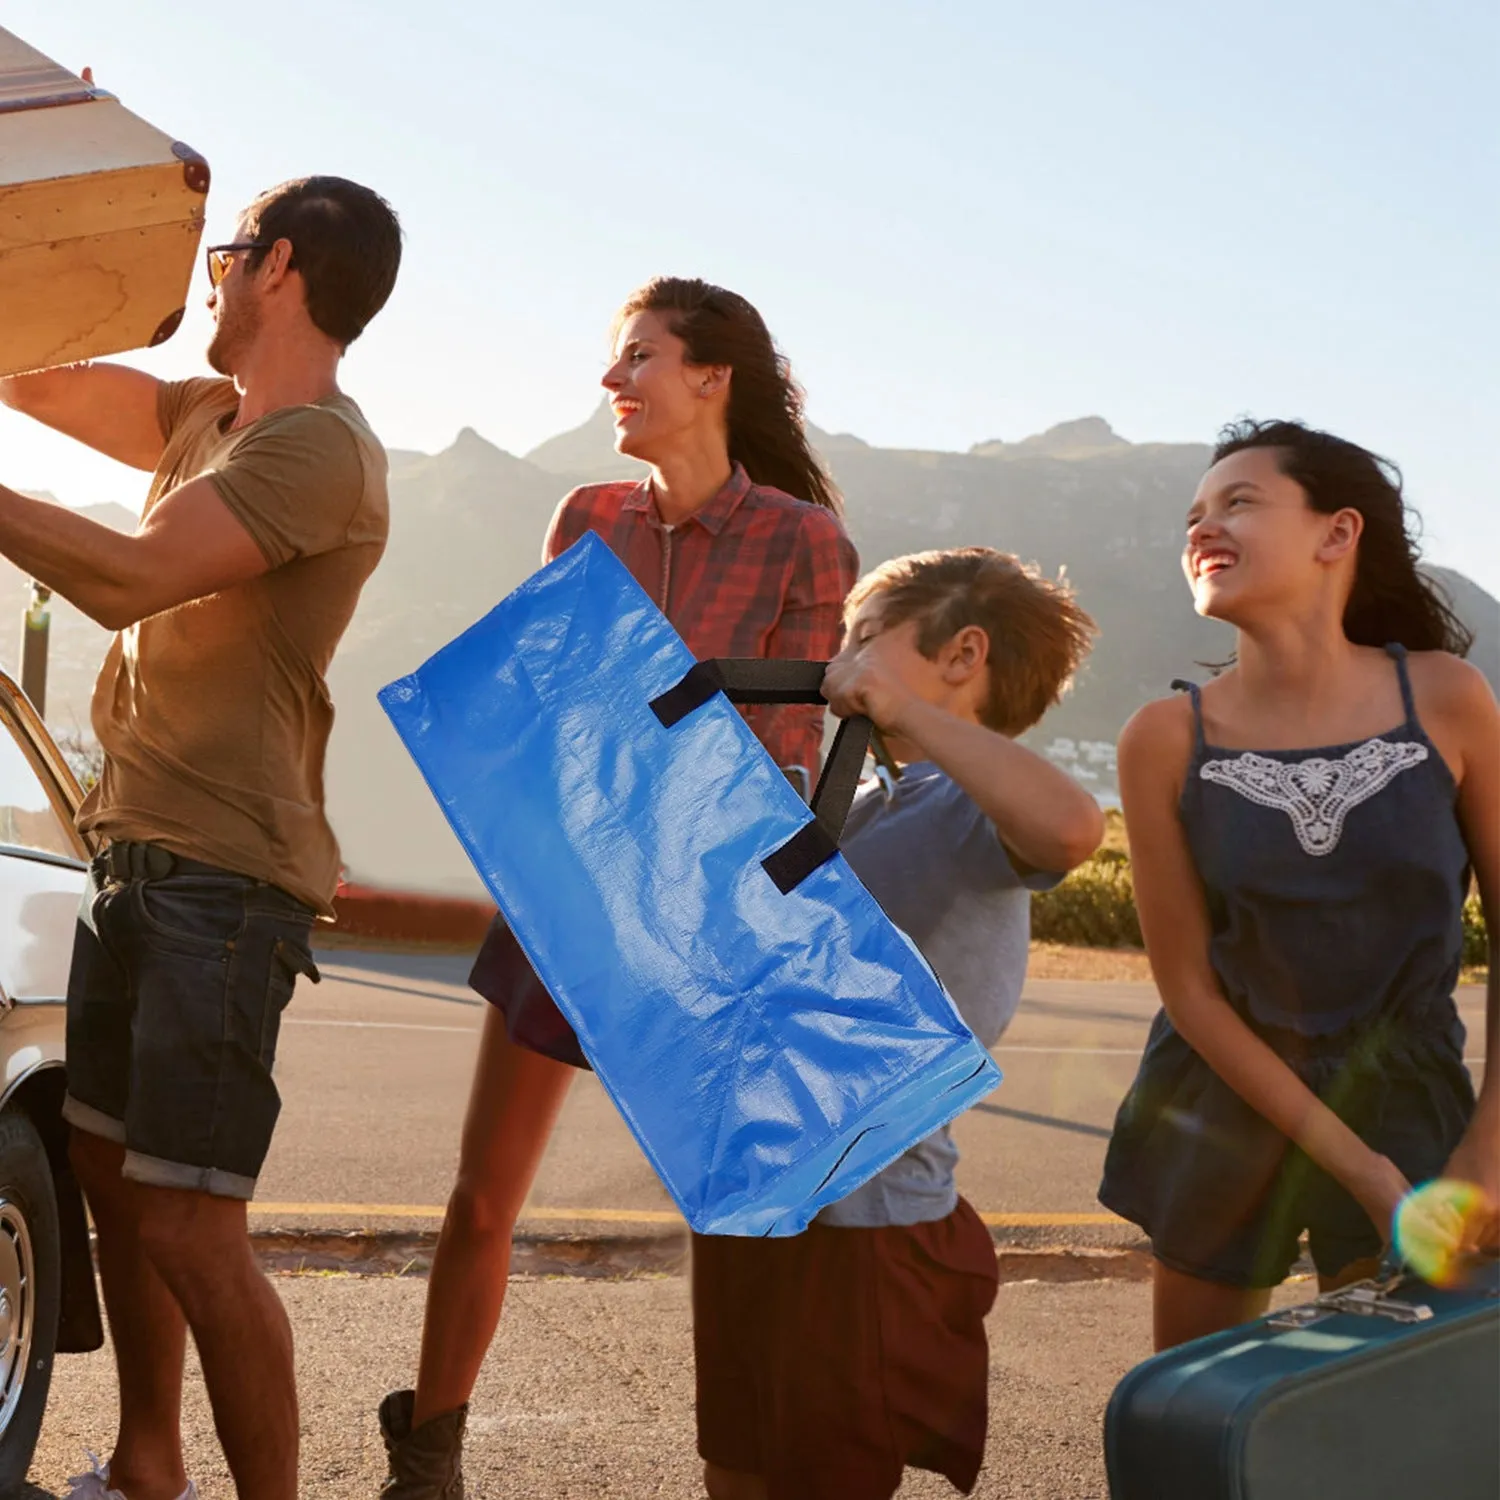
[4,1,1497,593]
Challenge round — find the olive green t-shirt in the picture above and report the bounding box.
[77,377,389,914]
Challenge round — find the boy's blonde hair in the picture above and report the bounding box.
[846,547,1096,736]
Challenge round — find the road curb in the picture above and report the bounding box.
[249,1226,1154,1283]
[254,1227,688,1278]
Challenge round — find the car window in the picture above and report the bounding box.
[0,718,76,859]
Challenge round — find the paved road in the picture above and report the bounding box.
[28,954,1488,1497]
[250,948,1489,1245]
[27,1270,1311,1499]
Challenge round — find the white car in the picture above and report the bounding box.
[0,670,103,1483]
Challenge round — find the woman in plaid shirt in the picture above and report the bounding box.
[380,278,859,1492]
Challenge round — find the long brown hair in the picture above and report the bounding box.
[1212,420,1472,655]
[614,277,841,513]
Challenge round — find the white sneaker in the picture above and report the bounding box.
[65,1452,199,1500]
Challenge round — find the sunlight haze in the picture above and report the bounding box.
[3,0,1495,592]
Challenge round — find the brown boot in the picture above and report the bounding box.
[379,1389,467,1499]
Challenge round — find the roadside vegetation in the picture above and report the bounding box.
[1031,810,1490,982]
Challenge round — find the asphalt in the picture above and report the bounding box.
[246,949,1488,1253]
[254,951,1157,1241]
[26,951,1489,1496]
[28,1270,1313,1498]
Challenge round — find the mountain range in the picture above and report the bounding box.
[2,413,1494,896]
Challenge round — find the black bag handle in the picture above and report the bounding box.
[649,658,871,894]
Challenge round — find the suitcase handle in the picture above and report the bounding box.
[649,658,878,894]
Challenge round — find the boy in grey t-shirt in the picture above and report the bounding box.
[820,764,1059,1228]
[695,547,1103,1500]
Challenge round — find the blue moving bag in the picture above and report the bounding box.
[379,532,1002,1237]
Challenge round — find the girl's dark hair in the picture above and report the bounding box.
[1212,419,1472,656]
[614,278,841,513]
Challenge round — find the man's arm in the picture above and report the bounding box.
[0,479,268,630]
[0,363,167,472]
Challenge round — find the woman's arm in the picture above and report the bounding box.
[1120,697,1414,1239]
[1434,660,1500,1228]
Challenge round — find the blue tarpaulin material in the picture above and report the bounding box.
[379,532,1002,1236]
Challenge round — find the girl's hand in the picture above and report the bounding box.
[1347,1151,1414,1244]
[1440,1132,1500,1251]
[1395,1181,1500,1283]
[1442,1118,1500,1211]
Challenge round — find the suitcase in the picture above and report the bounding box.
[1105,1257,1500,1499]
[0,27,209,376]
[379,533,1003,1237]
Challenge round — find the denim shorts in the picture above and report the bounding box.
[62,849,320,1200]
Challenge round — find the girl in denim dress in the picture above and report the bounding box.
[1099,420,1499,1351]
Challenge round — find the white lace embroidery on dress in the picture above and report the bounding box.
[1199,738,1428,857]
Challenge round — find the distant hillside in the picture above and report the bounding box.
[321,410,1497,894]
[524,401,645,482]
[8,426,1495,897]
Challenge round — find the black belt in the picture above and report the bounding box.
[99,841,230,884]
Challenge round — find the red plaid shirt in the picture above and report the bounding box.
[544,463,859,778]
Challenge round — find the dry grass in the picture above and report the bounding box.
[1027,942,1487,990]
[1027,942,1153,982]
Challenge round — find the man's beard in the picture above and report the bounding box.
[206,293,261,376]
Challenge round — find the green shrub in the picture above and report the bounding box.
[1031,848,1143,949]
[1031,844,1490,972]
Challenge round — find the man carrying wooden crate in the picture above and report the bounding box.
[0,175,401,1500]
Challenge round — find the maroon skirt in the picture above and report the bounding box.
[692,1197,999,1500]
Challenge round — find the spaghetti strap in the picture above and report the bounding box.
[1385,643,1420,727]
[1171,679,1207,754]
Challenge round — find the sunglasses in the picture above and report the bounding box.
[205,240,273,288]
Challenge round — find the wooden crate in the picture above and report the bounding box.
[0,28,209,376]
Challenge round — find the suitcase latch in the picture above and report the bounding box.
[1269,1278,1435,1329]
[1316,1280,1433,1323]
